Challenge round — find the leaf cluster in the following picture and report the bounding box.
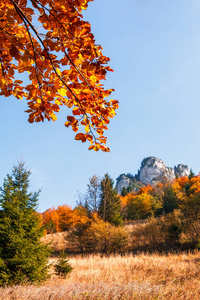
[0,0,118,151]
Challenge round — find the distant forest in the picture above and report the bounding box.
[42,172,200,253]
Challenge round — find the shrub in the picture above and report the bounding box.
[67,218,129,254]
[131,211,182,251]
[180,193,200,244]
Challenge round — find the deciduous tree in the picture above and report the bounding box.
[42,204,90,233]
[77,175,101,213]
[125,193,153,220]
[0,0,118,151]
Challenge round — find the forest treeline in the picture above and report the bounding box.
[42,172,200,253]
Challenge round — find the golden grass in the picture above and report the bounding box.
[1,252,200,299]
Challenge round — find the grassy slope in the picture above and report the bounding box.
[1,250,200,299]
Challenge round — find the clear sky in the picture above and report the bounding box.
[1,0,200,212]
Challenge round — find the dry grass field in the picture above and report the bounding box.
[0,251,200,299]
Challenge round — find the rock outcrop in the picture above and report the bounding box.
[116,174,144,194]
[116,157,191,194]
[174,164,190,178]
[116,175,131,194]
[138,157,175,185]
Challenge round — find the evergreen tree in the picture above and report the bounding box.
[0,162,51,286]
[54,251,73,277]
[99,174,123,226]
[121,186,128,197]
[189,169,195,179]
[162,185,178,214]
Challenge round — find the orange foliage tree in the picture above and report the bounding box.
[42,204,90,233]
[0,0,118,151]
[187,175,200,194]
[125,193,153,220]
[42,206,60,233]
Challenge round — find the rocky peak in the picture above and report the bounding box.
[174,164,190,178]
[116,156,191,194]
[116,175,130,194]
[138,156,175,185]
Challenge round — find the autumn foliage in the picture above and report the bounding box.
[42,204,90,233]
[42,174,200,234]
[41,173,200,252]
[0,0,118,151]
[119,174,200,220]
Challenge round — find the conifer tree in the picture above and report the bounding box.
[162,185,178,214]
[54,251,73,277]
[121,186,128,197]
[99,174,123,226]
[0,161,51,286]
[189,169,195,179]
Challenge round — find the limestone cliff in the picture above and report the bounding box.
[138,157,175,185]
[116,157,191,194]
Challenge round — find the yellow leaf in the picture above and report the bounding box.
[56,68,62,76]
[50,113,57,121]
[90,75,97,83]
[85,125,90,133]
[58,88,67,96]
[94,145,100,151]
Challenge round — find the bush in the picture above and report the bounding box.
[67,219,129,254]
[180,193,200,244]
[131,211,182,251]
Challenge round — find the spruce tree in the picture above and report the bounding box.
[99,174,123,226]
[0,162,51,286]
[54,250,73,277]
[121,186,128,197]
[162,185,178,214]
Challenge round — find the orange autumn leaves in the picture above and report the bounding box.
[119,185,155,219]
[42,175,200,232]
[119,175,200,220]
[42,205,90,233]
[0,0,118,152]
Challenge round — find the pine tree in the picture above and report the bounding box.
[121,186,128,197]
[99,174,123,226]
[0,161,51,286]
[188,169,195,179]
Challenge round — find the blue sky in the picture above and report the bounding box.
[1,0,200,212]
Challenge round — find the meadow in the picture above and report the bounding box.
[0,250,200,299]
